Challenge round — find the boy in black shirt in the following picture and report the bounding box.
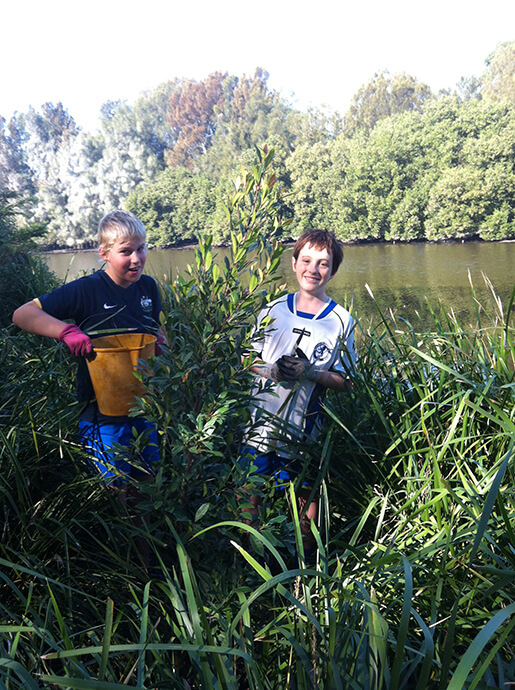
[13,210,167,485]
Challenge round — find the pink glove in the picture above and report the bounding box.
[59,324,93,358]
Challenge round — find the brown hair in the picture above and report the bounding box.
[292,229,344,275]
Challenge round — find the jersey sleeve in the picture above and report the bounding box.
[38,279,88,324]
[151,277,164,323]
[249,302,276,356]
[333,314,356,375]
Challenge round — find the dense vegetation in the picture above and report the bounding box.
[1,151,514,687]
[0,189,58,327]
[1,42,515,248]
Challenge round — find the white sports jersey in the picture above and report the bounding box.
[247,293,356,457]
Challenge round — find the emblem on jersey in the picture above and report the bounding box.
[313,342,331,363]
[140,296,152,312]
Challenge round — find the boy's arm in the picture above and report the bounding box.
[316,369,352,392]
[13,300,93,357]
[13,300,68,338]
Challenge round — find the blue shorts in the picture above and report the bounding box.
[240,447,303,483]
[78,417,160,485]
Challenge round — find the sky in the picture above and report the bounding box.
[2,0,514,133]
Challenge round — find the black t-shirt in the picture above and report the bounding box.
[38,271,163,405]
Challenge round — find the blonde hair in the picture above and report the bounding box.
[98,210,146,252]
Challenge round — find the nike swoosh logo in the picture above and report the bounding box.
[104,303,117,309]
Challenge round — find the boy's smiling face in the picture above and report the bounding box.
[99,237,147,288]
[292,242,334,297]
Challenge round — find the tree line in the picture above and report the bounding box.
[1,42,515,248]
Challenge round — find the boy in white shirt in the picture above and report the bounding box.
[244,229,356,555]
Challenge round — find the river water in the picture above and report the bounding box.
[43,241,515,329]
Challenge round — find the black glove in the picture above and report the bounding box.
[277,354,323,382]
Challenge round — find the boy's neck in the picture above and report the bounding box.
[295,290,329,315]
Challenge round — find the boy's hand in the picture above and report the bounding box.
[277,355,323,382]
[59,324,93,358]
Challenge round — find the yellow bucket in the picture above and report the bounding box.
[86,333,156,416]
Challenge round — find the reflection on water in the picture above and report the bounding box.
[42,241,515,329]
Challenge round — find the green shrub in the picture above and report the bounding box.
[0,189,59,328]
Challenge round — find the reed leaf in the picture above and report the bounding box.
[446,603,515,690]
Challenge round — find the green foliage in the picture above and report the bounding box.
[4,52,515,247]
[285,140,338,230]
[0,190,47,253]
[126,166,223,245]
[344,70,433,138]
[1,266,514,687]
[1,126,515,690]
[134,83,515,245]
[0,190,59,327]
[482,40,515,104]
[320,97,515,242]
[426,165,489,240]
[137,147,290,553]
[194,69,303,181]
